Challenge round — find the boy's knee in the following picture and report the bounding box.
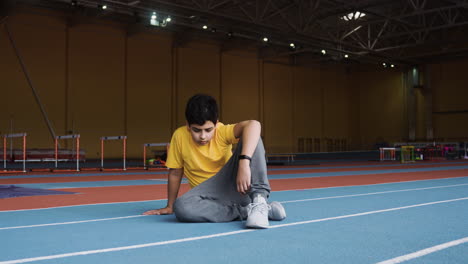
[173,197,195,222]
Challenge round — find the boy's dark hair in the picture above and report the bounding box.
[185,94,219,126]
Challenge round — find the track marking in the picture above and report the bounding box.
[375,237,468,264]
[2,182,468,230]
[0,215,145,230]
[270,197,468,229]
[1,197,467,264]
[0,199,164,213]
[273,175,468,192]
[281,183,468,204]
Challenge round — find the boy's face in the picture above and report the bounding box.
[187,121,216,146]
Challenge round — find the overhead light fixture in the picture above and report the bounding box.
[391,64,395,68]
[321,49,326,55]
[149,11,171,27]
[263,37,269,42]
[101,4,107,10]
[150,12,158,26]
[341,11,366,21]
[383,62,387,67]
[289,43,295,48]
[202,25,208,30]
[344,54,349,58]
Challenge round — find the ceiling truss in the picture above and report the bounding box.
[5,0,468,65]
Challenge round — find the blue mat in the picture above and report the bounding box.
[0,185,76,198]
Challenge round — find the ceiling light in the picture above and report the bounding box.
[383,62,387,67]
[165,16,171,22]
[321,49,326,55]
[202,25,208,29]
[341,11,366,21]
[391,64,395,68]
[289,43,295,48]
[263,37,269,42]
[151,12,157,20]
[344,54,349,58]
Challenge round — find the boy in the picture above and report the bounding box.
[143,94,286,228]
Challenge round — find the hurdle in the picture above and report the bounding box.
[55,134,80,171]
[143,143,169,169]
[379,147,396,161]
[266,154,296,164]
[2,133,27,172]
[401,146,416,163]
[100,136,127,171]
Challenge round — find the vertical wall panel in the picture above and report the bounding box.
[293,66,322,151]
[357,70,405,147]
[69,24,126,158]
[415,88,426,140]
[263,63,294,153]
[431,61,468,140]
[221,52,259,124]
[126,33,173,158]
[176,43,220,127]
[321,67,350,138]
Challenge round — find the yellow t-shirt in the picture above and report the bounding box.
[165,122,238,188]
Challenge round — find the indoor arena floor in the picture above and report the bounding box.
[1,160,468,263]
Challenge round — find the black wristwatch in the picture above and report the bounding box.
[238,155,252,162]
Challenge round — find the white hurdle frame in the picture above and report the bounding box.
[2,133,27,172]
[143,143,169,169]
[55,134,80,171]
[100,136,127,171]
[379,147,396,161]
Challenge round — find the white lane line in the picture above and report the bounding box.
[277,176,468,192]
[0,199,164,213]
[2,183,468,230]
[281,183,468,204]
[0,215,145,230]
[0,229,254,264]
[270,197,468,229]
[1,197,467,264]
[375,237,468,264]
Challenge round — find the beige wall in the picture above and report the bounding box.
[429,61,468,140]
[126,33,173,158]
[351,69,406,148]
[2,9,467,159]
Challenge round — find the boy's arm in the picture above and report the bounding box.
[233,120,261,195]
[142,168,183,215]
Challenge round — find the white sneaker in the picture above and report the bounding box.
[268,201,286,221]
[245,195,269,229]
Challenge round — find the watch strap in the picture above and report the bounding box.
[238,155,252,162]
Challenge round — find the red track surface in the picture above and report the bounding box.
[1,161,468,211]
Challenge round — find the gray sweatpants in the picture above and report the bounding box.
[173,138,271,223]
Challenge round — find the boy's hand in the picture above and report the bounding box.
[142,207,173,215]
[236,160,251,195]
